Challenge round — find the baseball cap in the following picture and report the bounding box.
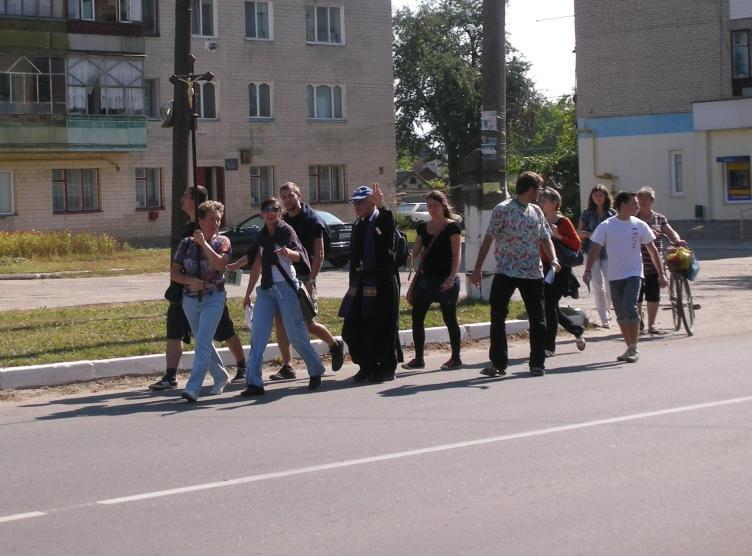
[349,185,373,201]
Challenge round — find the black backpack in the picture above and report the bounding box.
[393,228,409,268]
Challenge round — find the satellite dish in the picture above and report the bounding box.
[160,100,175,128]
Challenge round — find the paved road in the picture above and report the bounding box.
[1,325,751,554]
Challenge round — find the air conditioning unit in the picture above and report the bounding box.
[205,40,219,51]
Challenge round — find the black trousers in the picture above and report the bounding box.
[544,281,584,353]
[489,274,546,370]
[411,300,461,361]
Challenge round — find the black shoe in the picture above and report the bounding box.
[231,368,246,383]
[240,385,265,397]
[330,340,345,372]
[530,366,546,377]
[401,358,425,370]
[180,391,197,403]
[308,375,322,390]
[369,372,395,383]
[352,368,371,382]
[149,376,177,391]
[480,366,507,377]
[269,365,296,380]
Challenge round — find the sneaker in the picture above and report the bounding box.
[576,336,586,351]
[440,358,462,370]
[624,345,640,363]
[308,375,322,390]
[230,367,246,383]
[401,359,425,370]
[530,366,546,377]
[545,350,556,357]
[181,391,197,403]
[330,340,345,372]
[480,366,507,377]
[240,385,265,397]
[210,373,229,395]
[617,349,630,362]
[601,321,611,329]
[269,365,296,380]
[149,376,177,391]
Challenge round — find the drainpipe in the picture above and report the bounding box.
[579,127,617,188]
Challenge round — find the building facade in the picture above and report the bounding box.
[575,0,752,236]
[0,0,396,242]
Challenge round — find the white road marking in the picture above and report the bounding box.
[97,394,752,506]
[0,511,46,523]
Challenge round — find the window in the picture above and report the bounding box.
[0,171,13,215]
[248,82,271,118]
[732,30,752,96]
[194,81,216,119]
[192,0,214,36]
[245,1,270,40]
[308,165,344,202]
[721,158,752,203]
[52,169,100,212]
[136,167,162,208]
[144,78,158,117]
[0,0,65,17]
[305,4,342,44]
[306,84,342,119]
[67,56,144,115]
[142,0,158,34]
[67,0,139,22]
[0,55,66,115]
[669,151,684,196]
[250,166,273,205]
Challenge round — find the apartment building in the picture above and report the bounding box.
[0,0,396,242]
[575,0,752,235]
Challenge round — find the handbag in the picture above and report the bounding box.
[406,227,441,306]
[274,261,318,320]
[554,239,584,267]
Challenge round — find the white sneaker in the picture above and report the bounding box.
[624,345,640,363]
[575,336,586,351]
[210,372,229,395]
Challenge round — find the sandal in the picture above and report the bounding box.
[648,328,667,335]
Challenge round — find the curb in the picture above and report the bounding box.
[0,312,586,390]
[0,270,92,280]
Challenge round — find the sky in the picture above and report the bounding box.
[391,0,576,99]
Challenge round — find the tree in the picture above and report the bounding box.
[393,0,542,195]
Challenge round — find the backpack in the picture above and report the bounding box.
[393,228,409,268]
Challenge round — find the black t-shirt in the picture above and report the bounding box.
[417,221,461,279]
[181,220,198,239]
[283,203,326,275]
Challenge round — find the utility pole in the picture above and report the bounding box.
[463,0,506,300]
[169,0,192,254]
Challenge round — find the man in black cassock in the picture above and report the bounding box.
[339,184,400,383]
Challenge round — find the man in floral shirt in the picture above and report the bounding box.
[470,171,560,377]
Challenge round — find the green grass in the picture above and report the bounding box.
[0,297,524,368]
[0,248,171,276]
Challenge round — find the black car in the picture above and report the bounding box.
[220,210,351,268]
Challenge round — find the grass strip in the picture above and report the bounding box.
[0,249,170,277]
[0,297,524,368]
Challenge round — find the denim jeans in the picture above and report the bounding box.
[489,274,546,370]
[182,290,229,396]
[247,280,325,387]
[609,276,642,325]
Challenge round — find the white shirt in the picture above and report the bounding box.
[590,216,655,281]
[260,244,297,283]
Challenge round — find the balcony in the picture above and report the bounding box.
[0,113,147,152]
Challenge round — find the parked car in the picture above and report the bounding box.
[220,210,351,268]
[397,202,430,223]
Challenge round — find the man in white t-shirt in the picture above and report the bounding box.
[583,191,666,363]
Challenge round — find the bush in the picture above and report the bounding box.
[0,230,122,258]
[395,214,416,231]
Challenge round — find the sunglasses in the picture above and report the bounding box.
[261,206,280,213]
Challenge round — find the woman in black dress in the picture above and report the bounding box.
[404,190,463,370]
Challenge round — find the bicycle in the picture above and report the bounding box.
[657,233,697,336]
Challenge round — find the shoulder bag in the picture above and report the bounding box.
[274,260,317,321]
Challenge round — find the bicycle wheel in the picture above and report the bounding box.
[669,273,681,331]
[679,274,695,336]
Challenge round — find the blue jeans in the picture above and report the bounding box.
[609,276,642,325]
[182,290,229,396]
[247,281,325,387]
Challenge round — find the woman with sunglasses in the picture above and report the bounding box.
[240,197,326,396]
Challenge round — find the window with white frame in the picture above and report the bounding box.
[136,167,162,208]
[67,56,144,115]
[250,166,273,205]
[192,0,214,36]
[0,55,66,115]
[0,0,66,17]
[306,84,342,119]
[245,1,271,39]
[248,82,271,118]
[308,165,344,202]
[0,171,13,215]
[194,81,216,119]
[305,4,342,44]
[52,169,100,212]
[65,0,141,22]
[669,151,684,196]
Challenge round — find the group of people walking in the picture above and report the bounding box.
[151,170,682,402]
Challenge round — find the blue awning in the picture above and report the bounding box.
[716,156,750,163]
